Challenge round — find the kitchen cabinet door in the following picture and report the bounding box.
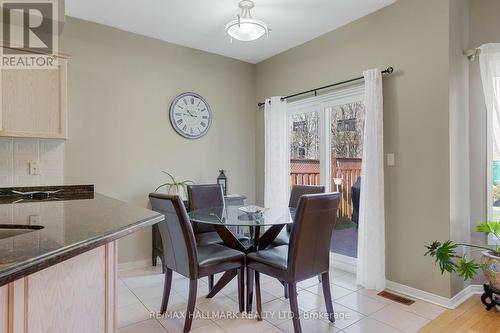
[0,56,68,139]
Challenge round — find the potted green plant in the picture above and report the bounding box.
[425,221,500,291]
[155,171,194,201]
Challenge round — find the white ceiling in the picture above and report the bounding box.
[66,0,396,64]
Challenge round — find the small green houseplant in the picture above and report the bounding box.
[155,171,194,201]
[425,221,500,290]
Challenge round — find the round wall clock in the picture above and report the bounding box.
[169,92,212,139]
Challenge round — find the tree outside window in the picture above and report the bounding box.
[290,112,319,159]
[331,102,365,158]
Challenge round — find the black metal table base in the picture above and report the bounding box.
[207,224,286,312]
[480,283,500,311]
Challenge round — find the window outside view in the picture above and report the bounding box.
[330,101,365,160]
[290,112,320,160]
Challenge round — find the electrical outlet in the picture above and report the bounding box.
[29,215,41,225]
[29,161,40,175]
[387,153,395,166]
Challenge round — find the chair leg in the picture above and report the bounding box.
[160,268,173,314]
[288,283,302,333]
[183,279,197,333]
[284,282,289,299]
[321,272,335,323]
[255,271,263,321]
[237,268,245,313]
[208,275,214,293]
[246,267,254,312]
[207,270,238,298]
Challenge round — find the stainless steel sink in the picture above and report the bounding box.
[0,225,44,240]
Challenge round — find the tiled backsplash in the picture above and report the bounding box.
[0,138,64,187]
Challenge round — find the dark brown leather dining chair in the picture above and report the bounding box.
[187,184,248,291]
[272,185,326,246]
[247,193,341,333]
[149,193,245,333]
[187,184,225,245]
[269,185,326,299]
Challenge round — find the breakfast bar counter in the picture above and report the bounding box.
[0,186,164,333]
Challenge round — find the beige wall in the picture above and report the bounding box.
[60,17,256,264]
[255,0,453,297]
[449,0,470,296]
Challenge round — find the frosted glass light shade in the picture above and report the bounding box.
[225,18,267,41]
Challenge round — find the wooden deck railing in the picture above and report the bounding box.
[290,172,320,186]
[332,158,362,219]
[289,158,362,219]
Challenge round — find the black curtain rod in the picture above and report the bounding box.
[257,66,394,107]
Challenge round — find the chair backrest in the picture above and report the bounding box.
[287,192,341,281]
[187,184,224,233]
[287,185,325,232]
[149,193,198,279]
[288,185,326,209]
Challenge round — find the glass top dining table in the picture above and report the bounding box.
[188,204,295,255]
[188,205,294,227]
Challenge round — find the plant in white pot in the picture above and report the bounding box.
[425,221,500,292]
[155,171,194,201]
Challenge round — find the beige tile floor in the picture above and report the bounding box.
[117,265,445,333]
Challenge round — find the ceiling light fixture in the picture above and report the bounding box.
[225,0,269,42]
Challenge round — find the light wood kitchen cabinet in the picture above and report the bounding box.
[0,242,117,333]
[0,55,69,139]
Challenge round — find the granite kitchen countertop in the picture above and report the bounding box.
[0,188,164,287]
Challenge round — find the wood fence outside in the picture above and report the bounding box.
[289,157,362,219]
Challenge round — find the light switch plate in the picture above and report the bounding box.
[29,161,40,175]
[29,215,41,225]
[387,153,395,166]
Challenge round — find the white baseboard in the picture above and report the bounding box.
[448,284,483,308]
[118,259,151,272]
[330,253,357,274]
[386,280,483,309]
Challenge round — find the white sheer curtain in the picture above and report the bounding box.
[479,44,500,164]
[264,97,289,214]
[356,69,386,290]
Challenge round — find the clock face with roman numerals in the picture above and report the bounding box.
[169,92,212,139]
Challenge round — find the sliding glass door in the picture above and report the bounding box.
[287,85,365,258]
